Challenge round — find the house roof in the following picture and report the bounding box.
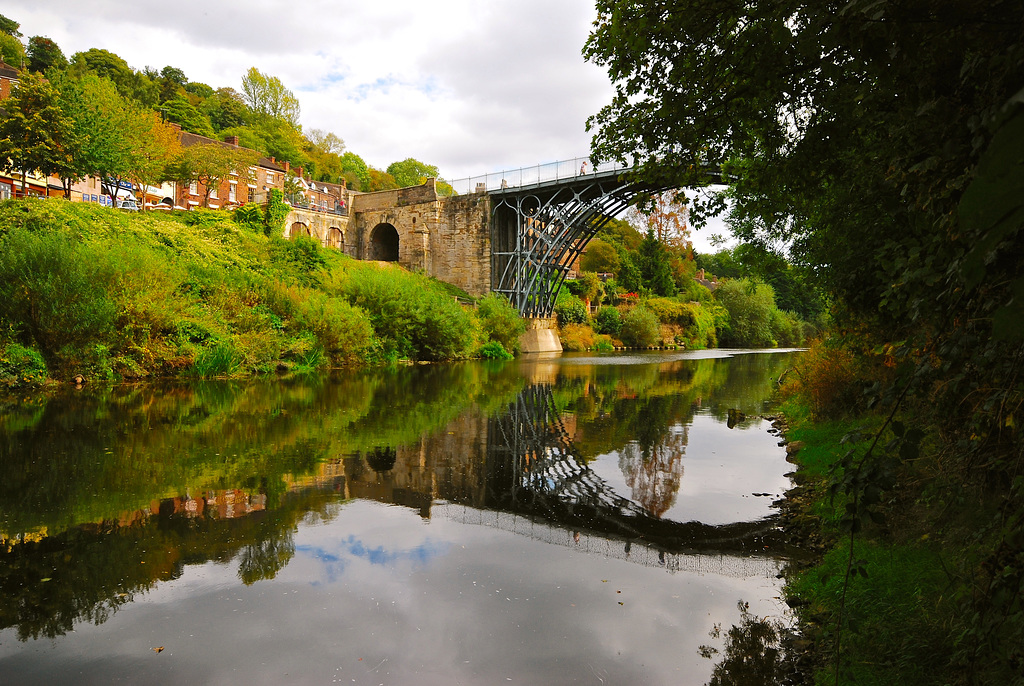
[176,131,285,172]
[0,60,19,81]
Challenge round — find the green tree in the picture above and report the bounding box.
[162,97,214,136]
[0,72,74,195]
[168,141,258,208]
[581,237,620,274]
[713,279,777,348]
[0,13,21,37]
[27,36,67,73]
[339,152,370,190]
[367,168,399,192]
[386,158,439,188]
[202,87,249,131]
[636,229,676,296]
[240,67,300,128]
[0,32,24,67]
[121,107,182,209]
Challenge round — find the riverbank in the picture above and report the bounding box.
[0,200,526,386]
[771,365,1020,685]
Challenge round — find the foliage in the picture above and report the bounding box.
[619,306,660,348]
[0,225,117,368]
[714,279,778,348]
[0,343,47,388]
[233,203,264,233]
[627,189,689,248]
[263,188,290,236]
[0,32,24,67]
[386,158,439,188]
[476,293,525,354]
[367,168,399,192]
[636,229,677,296]
[477,340,514,360]
[593,306,622,336]
[240,67,300,128]
[0,13,21,38]
[330,265,475,361]
[554,293,589,326]
[26,36,66,73]
[0,72,74,194]
[162,96,214,136]
[580,237,620,274]
[788,338,866,420]
[559,323,596,352]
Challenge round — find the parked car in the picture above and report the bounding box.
[115,197,139,211]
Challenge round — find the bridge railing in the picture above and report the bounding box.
[448,156,632,195]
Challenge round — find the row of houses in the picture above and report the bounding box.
[0,59,350,214]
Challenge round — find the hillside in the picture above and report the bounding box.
[0,200,503,386]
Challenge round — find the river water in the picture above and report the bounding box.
[0,349,801,685]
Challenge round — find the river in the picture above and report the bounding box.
[0,349,801,685]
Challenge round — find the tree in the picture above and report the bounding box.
[162,97,214,136]
[0,32,24,67]
[627,190,690,248]
[121,107,181,209]
[202,87,248,131]
[307,129,345,156]
[0,72,74,195]
[168,141,258,208]
[636,229,676,296]
[240,67,300,128]
[367,168,399,192]
[0,13,21,37]
[580,237,620,274]
[386,158,439,188]
[339,152,370,190]
[27,36,67,73]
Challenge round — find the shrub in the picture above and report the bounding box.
[714,278,777,347]
[193,340,241,377]
[332,266,475,361]
[554,293,589,326]
[594,306,622,336]
[0,342,47,387]
[233,203,264,233]
[295,294,375,365]
[619,306,660,347]
[263,188,290,236]
[645,296,693,325]
[560,323,596,351]
[477,340,514,360]
[0,227,117,364]
[593,335,615,352]
[791,338,863,419]
[476,293,525,354]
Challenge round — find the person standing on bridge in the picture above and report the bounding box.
[580,160,588,175]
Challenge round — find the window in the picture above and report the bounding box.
[210,186,218,199]
[229,183,237,202]
[189,181,198,195]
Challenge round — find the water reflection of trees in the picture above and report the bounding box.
[619,426,687,517]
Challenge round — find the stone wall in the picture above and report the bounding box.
[282,208,354,257]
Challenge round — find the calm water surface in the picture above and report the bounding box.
[0,349,801,685]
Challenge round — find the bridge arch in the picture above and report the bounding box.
[369,223,399,261]
[289,221,310,238]
[326,226,344,250]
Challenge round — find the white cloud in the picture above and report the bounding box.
[12,0,612,180]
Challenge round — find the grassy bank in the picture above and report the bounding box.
[775,340,1022,686]
[0,200,523,385]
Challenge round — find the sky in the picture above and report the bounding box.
[8,0,730,252]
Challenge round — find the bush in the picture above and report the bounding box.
[594,306,622,336]
[0,342,47,387]
[233,203,264,233]
[559,323,596,351]
[714,278,777,347]
[295,293,375,365]
[593,335,615,352]
[476,293,525,354]
[332,266,475,361]
[0,227,117,365]
[263,188,290,236]
[477,340,514,360]
[645,296,693,325]
[619,306,660,347]
[554,293,589,326]
[791,338,864,419]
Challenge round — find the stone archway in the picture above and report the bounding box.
[289,222,310,238]
[327,227,344,249]
[369,223,399,261]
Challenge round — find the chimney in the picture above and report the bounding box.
[284,161,290,174]
[224,135,239,146]
[296,167,304,180]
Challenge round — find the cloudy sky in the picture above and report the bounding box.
[9,1,730,250]
[12,1,609,181]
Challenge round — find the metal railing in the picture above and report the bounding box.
[448,156,632,195]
